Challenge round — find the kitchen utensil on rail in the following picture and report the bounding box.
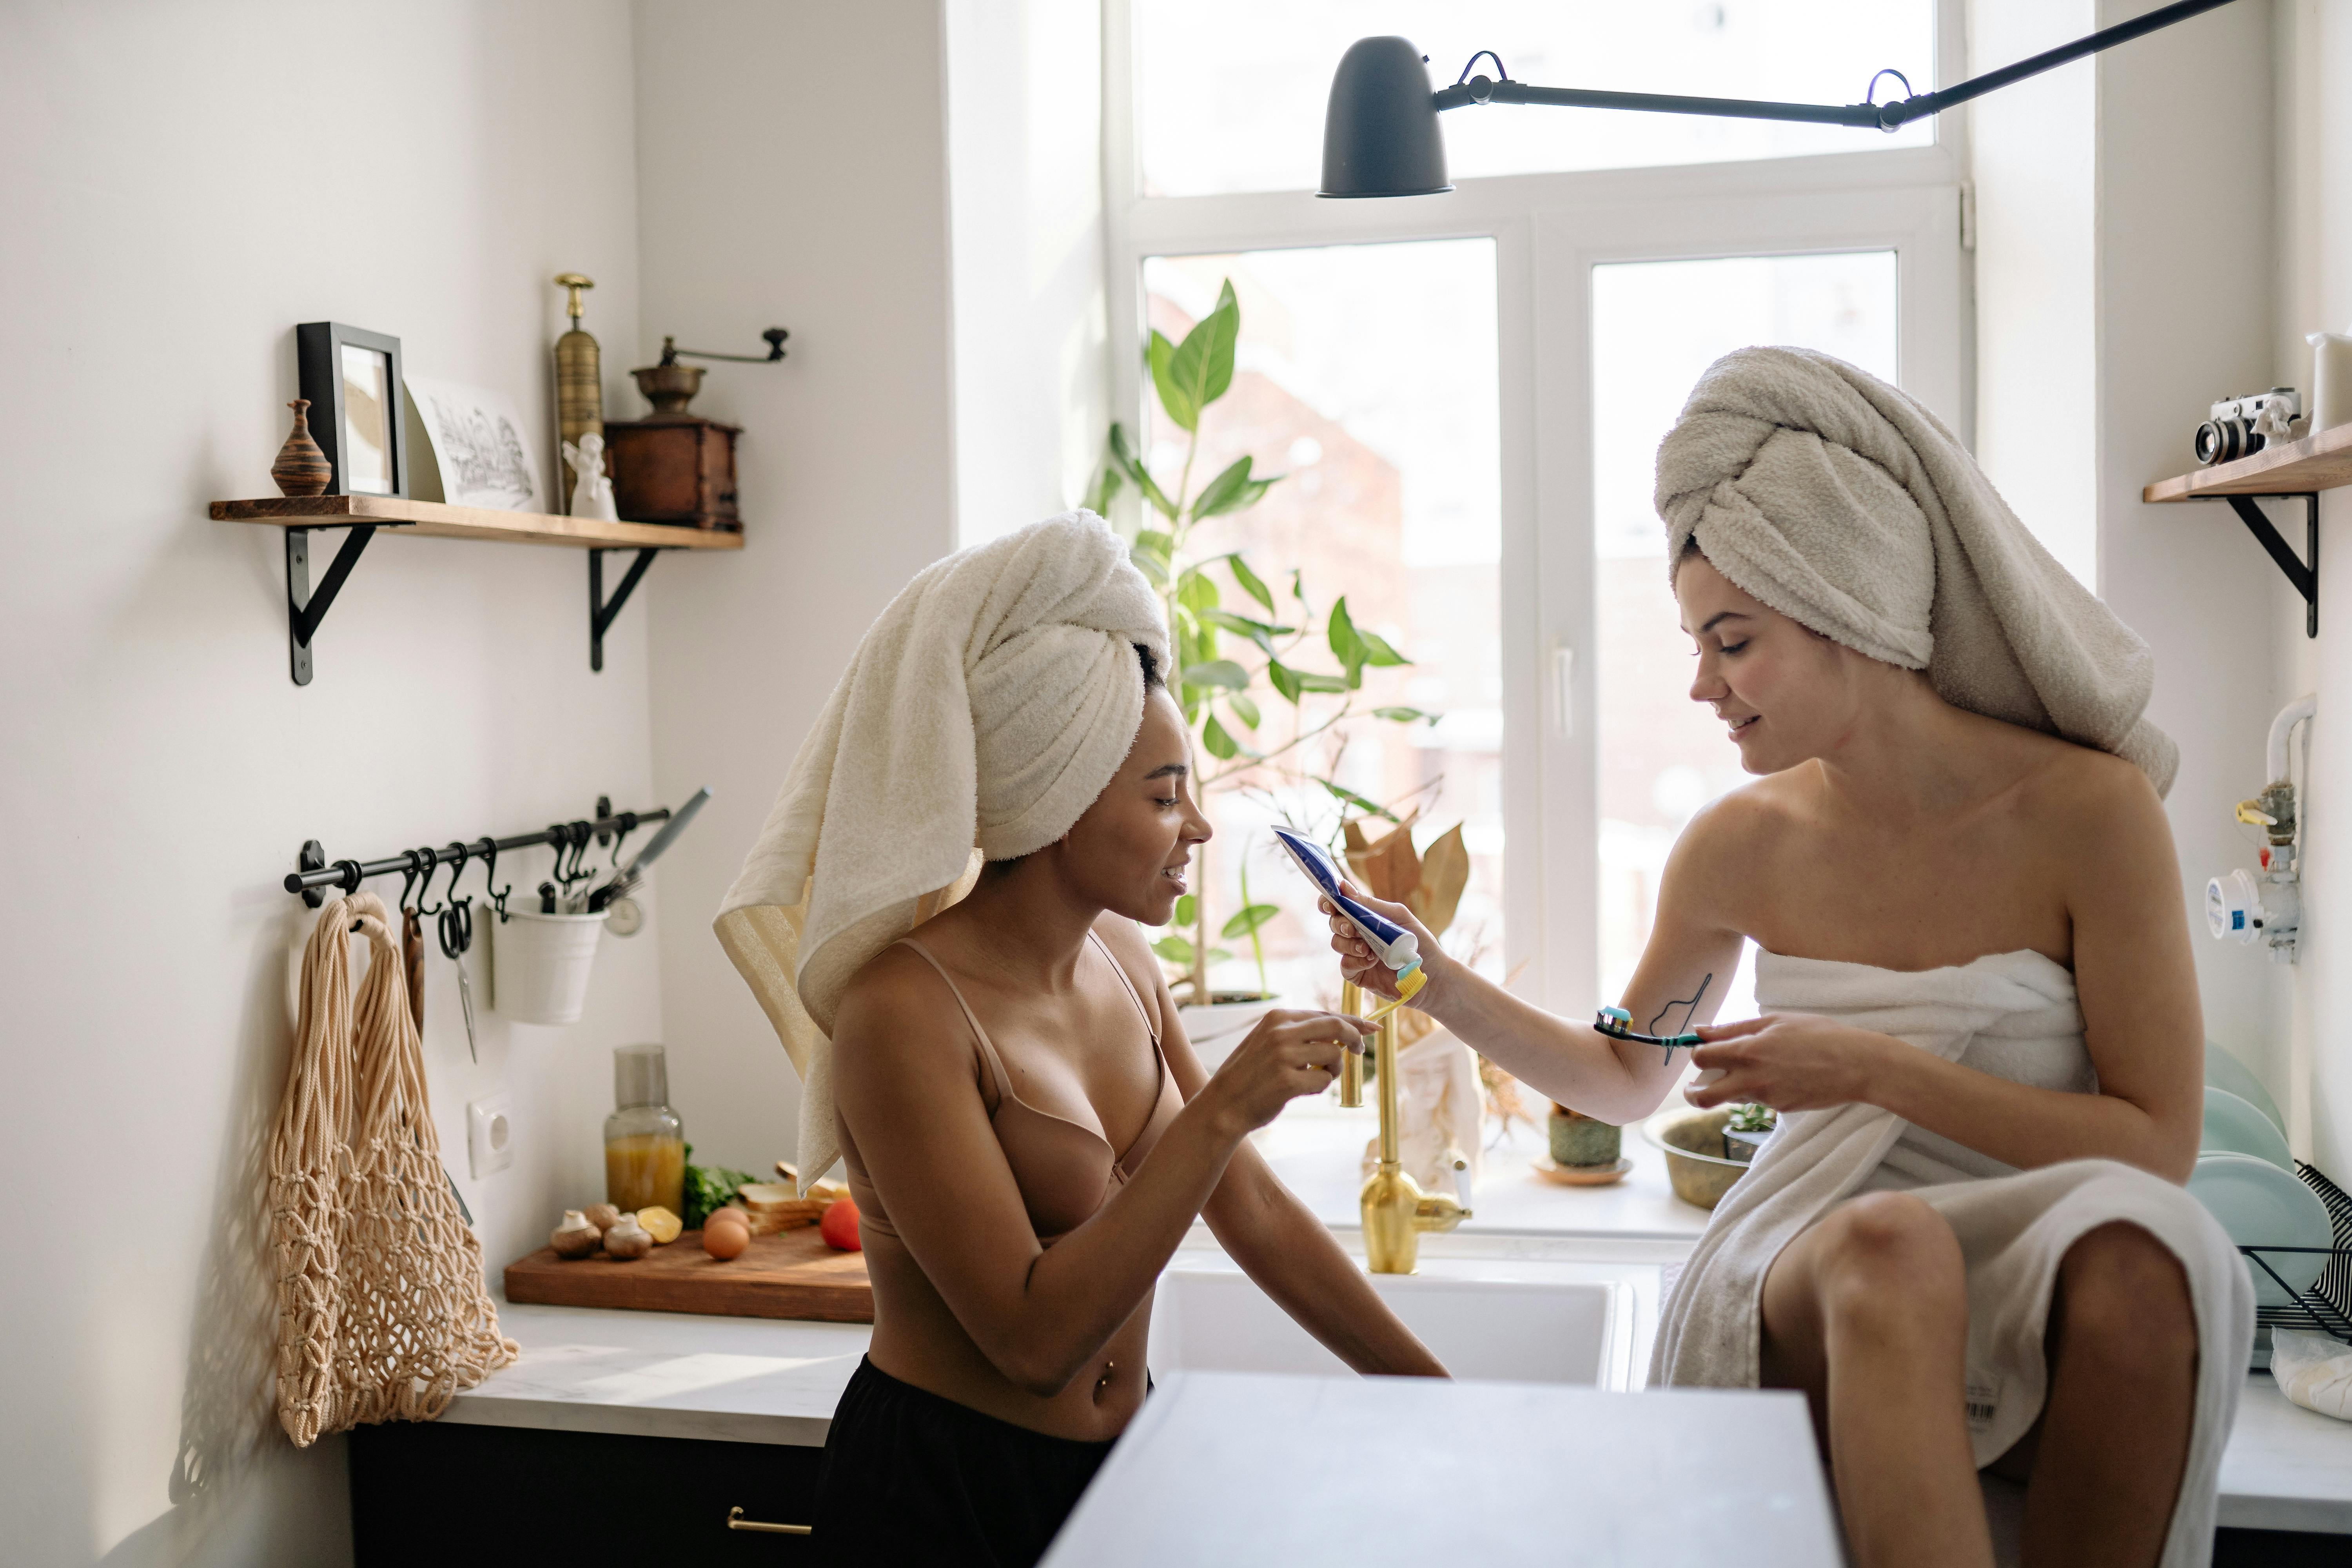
[584,785,713,936]
[439,840,483,1063]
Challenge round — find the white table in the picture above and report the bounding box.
[1043,1370,1841,1567]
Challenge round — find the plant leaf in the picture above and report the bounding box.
[1267,661,1303,703]
[1165,279,1241,431]
[1328,595,1368,673]
[1148,328,1194,432]
[1152,935,1196,965]
[1083,461,1123,518]
[1173,893,1196,928]
[1127,542,1167,586]
[1226,553,1276,612]
[1372,706,1428,723]
[1191,456,1281,521]
[1294,670,1351,693]
[1181,659,1248,691]
[1318,778,1400,822]
[1358,629,1409,667]
[1177,567,1219,615]
[1201,714,1238,759]
[1198,606,1292,653]
[1221,903,1281,939]
[1290,568,1307,601]
[1108,422,1178,519]
[1226,691,1260,729]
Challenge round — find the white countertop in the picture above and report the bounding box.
[1042,1371,1840,1568]
[447,1115,2352,1538]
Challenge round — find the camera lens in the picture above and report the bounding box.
[2195,420,2227,465]
[2196,416,2252,466]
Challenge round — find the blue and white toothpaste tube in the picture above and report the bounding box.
[1271,827,1426,1004]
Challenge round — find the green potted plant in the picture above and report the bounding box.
[1087,278,1432,1025]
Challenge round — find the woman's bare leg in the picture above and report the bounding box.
[2018,1222,2196,1567]
[1760,1193,1992,1568]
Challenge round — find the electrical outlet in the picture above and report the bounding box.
[468,1095,515,1180]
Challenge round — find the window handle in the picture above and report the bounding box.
[727,1506,812,1536]
[1552,644,1575,737]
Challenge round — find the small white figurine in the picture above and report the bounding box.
[563,432,619,521]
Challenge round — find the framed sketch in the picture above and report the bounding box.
[403,374,546,513]
[296,322,408,498]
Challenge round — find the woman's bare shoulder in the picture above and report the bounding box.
[2017,737,2166,836]
[1090,915,1171,1006]
[831,943,979,1074]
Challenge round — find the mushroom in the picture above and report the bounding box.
[583,1203,622,1235]
[602,1213,654,1260]
[550,1210,601,1259]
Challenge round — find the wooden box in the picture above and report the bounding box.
[607,414,742,531]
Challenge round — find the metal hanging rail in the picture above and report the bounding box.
[285,799,672,909]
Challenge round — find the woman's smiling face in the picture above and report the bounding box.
[1675,550,1874,775]
[1049,686,1212,924]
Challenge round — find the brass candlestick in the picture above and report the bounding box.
[553,272,603,512]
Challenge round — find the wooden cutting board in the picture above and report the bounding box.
[504,1226,872,1322]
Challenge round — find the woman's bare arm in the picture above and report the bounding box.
[831,946,1364,1398]
[1687,764,2204,1180]
[1332,801,1750,1125]
[1103,922,1444,1378]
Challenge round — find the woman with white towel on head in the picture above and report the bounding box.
[715,513,1445,1568]
[1329,349,2252,1568]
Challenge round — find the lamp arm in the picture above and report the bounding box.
[1432,0,2238,131]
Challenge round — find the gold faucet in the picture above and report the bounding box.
[1345,983,1468,1273]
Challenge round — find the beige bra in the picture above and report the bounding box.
[846,931,1183,1245]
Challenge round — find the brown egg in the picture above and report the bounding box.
[705,1205,751,1235]
[702,1220,750,1259]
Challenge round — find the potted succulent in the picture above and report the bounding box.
[1723,1102,1778,1163]
[1087,277,1432,1024]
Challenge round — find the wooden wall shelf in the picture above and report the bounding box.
[211,495,741,684]
[2142,425,2349,639]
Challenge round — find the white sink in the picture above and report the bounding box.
[1149,1257,1633,1386]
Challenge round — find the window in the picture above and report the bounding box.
[1110,0,1965,1017]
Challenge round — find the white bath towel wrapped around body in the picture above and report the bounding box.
[714,512,1169,1189]
[1651,949,2255,1567]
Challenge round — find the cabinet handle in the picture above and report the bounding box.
[727,1506,812,1536]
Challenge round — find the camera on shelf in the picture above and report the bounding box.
[2194,387,2304,467]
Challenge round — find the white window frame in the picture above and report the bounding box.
[1104,1,1970,1015]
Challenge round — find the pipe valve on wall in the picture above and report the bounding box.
[2207,695,2314,965]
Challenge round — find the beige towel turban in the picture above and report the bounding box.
[715,512,1169,1185]
[1656,347,2176,795]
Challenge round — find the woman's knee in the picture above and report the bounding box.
[1812,1193,1964,1327]
[2055,1222,2195,1367]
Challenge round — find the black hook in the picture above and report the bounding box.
[479,837,511,922]
[333,858,364,895]
[397,849,426,912]
[608,811,640,869]
[413,845,444,916]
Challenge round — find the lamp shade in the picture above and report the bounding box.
[1319,36,1451,198]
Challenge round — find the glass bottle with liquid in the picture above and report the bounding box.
[605,1044,685,1216]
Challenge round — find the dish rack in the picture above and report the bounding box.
[2243,1161,2352,1346]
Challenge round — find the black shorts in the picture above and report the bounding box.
[810,1357,1120,1567]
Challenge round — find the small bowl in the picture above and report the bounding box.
[1548,1107,1623,1169]
[1644,1107,1750,1210]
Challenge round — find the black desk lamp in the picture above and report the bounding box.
[1321,0,2238,198]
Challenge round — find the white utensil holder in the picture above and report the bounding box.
[491,906,608,1024]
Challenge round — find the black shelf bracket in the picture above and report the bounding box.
[590,546,662,672]
[2223,493,2319,637]
[286,523,398,685]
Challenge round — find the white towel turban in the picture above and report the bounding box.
[1656,347,2176,795]
[714,512,1169,1185]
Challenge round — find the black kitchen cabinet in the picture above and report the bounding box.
[351,1421,821,1565]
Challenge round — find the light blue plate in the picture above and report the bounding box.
[2203,1087,2296,1172]
[2188,1151,2332,1307]
[2204,1042,2286,1136]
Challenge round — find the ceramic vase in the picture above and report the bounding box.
[271,399,332,497]
[1548,1105,1622,1168]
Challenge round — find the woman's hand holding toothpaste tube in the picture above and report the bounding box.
[1321,880,1457,1014]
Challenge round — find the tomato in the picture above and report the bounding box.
[819,1196,862,1252]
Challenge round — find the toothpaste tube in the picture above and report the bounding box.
[1270,827,1426,1005]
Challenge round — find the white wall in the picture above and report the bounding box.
[0,4,662,1564]
[945,0,1112,545]
[2272,0,2352,1171]
[635,1,959,1176]
[2084,0,2289,1113]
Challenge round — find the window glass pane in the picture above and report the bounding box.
[1135,0,1934,198]
[1141,241,1502,1005]
[1591,251,1898,1015]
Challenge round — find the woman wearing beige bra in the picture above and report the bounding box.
[715,515,1443,1568]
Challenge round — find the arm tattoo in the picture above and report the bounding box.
[1648,972,1714,1037]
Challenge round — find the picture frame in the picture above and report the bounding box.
[296,322,408,498]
